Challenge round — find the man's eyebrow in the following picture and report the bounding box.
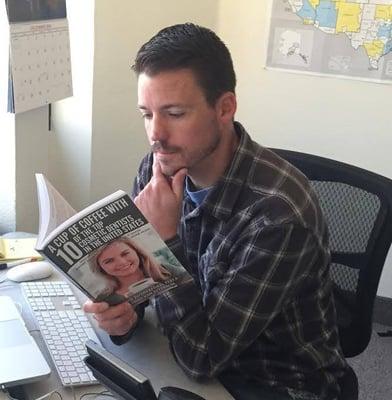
[138,104,185,110]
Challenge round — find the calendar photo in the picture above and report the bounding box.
[6,0,67,23]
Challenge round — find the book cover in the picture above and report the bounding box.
[35,174,189,306]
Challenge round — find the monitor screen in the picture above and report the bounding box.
[84,339,157,400]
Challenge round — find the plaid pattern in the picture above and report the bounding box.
[132,122,347,400]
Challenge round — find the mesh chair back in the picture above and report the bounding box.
[271,148,392,357]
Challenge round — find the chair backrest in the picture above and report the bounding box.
[270,148,392,357]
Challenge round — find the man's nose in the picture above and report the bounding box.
[149,114,168,143]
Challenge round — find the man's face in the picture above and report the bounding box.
[137,69,223,177]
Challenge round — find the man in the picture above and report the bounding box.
[84,23,348,400]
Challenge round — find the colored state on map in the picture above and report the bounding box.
[288,0,392,69]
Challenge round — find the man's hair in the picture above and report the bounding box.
[132,23,236,105]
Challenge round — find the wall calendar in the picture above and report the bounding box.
[9,19,72,113]
[6,0,72,114]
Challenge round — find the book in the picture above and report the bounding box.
[35,174,190,306]
[0,237,42,261]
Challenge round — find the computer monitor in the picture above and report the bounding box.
[0,296,50,387]
[84,339,157,400]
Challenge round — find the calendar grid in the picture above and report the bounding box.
[9,19,73,114]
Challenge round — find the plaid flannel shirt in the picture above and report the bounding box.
[131,122,347,400]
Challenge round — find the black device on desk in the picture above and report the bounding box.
[84,340,206,400]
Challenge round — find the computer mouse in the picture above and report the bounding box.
[7,261,54,282]
[158,386,206,400]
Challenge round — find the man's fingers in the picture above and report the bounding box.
[83,300,137,336]
[152,154,165,179]
[83,299,110,314]
[172,168,187,200]
[98,312,136,336]
[92,301,132,322]
[97,302,137,336]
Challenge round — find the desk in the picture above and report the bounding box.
[0,270,233,400]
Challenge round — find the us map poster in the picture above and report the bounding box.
[266,0,392,83]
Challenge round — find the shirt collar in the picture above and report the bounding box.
[190,121,257,221]
[185,177,211,206]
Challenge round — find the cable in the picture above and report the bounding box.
[79,390,116,400]
[33,391,63,400]
[1,386,24,400]
[4,390,19,400]
[378,329,392,337]
[48,391,62,400]
[0,386,14,400]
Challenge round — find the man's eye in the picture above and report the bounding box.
[169,112,185,118]
[141,113,152,120]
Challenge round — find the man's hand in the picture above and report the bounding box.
[134,156,187,240]
[83,300,137,337]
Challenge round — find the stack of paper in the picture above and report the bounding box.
[0,237,42,261]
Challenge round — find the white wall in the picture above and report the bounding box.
[0,1,15,234]
[50,0,95,210]
[15,107,49,233]
[9,1,219,227]
[1,0,95,234]
[10,0,392,297]
[90,0,220,200]
[217,0,392,297]
[0,2,49,235]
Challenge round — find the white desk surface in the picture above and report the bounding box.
[0,269,233,400]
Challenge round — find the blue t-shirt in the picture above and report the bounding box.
[185,177,211,206]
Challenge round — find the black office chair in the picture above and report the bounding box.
[270,148,392,400]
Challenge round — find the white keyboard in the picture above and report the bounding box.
[22,280,101,387]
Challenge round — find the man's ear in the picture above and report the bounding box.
[216,92,237,124]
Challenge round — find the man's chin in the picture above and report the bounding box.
[162,167,181,177]
[158,161,186,177]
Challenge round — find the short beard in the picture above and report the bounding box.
[152,130,221,177]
